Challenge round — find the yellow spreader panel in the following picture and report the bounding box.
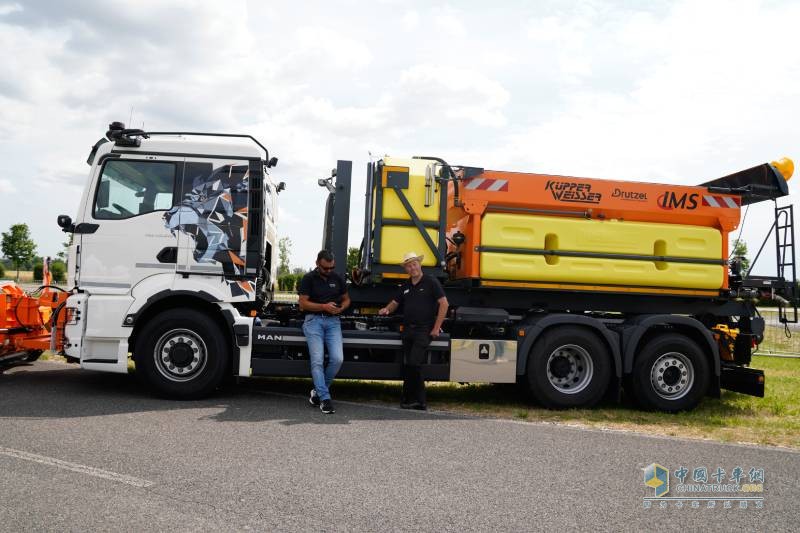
[379,226,439,267]
[480,253,724,289]
[380,157,440,222]
[480,213,724,289]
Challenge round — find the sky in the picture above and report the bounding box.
[1,0,798,274]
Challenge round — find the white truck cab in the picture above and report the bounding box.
[58,123,279,396]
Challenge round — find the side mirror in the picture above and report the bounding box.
[267,157,279,168]
[276,182,286,193]
[57,215,74,233]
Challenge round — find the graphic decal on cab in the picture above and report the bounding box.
[164,164,255,297]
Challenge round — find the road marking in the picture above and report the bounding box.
[0,445,155,488]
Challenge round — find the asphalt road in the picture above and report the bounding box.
[1,361,798,532]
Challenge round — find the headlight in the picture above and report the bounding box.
[65,307,79,325]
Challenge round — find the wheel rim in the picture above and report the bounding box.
[650,351,694,400]
[546,344,594,394]
[153,328,207,382]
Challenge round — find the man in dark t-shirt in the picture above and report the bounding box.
[297,250,350,414]
[379,251,448,410]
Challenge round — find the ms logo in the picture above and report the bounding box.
[643,463,670,497]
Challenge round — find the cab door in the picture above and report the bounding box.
[170,157,263,300]
[77,155,182,292]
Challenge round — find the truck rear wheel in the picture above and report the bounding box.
[134,309,230,399]
[526,327,612,409]
[629,333,709,412]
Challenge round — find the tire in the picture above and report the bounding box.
[526,326,612,409]
[134,309,230,400]
[629,333,710,412]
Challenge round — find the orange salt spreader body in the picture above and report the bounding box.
[0,260,69,366]
[444,159,793,295]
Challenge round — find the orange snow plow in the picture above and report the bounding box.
[0,260,69,368]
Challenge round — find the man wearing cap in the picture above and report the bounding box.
[298,250,350,414]
[379,251,448,410]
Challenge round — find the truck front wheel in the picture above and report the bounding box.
[526,327,612,409]
[629,333,710,412]
[134,309,230,400]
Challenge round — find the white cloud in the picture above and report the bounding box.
[401,10,420,30]
[526,15,593,80]
[0,179,15,193]
[392,64,510,128]
[432,6,467,38]
[498,0,800,182]
[278,26,374,75]
[0,3,21,16]
[0,0,797,273]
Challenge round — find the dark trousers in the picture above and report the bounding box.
[401,327,431,405]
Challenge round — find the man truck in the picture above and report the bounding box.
[1,122,795,411]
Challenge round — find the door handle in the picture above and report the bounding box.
[157,247,177,263]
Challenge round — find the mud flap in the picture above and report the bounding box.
[720,364,765,397]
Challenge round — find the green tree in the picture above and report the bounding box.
[346,246,360,273]
[51,260,67,283]
[278,237,292,277]
[732,240,750,274]
[277,274,293,292]
[1,223,37,281]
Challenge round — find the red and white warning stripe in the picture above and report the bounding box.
[702,195,740,208]
[464,177,509,192]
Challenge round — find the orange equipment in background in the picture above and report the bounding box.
[0,259,69,367]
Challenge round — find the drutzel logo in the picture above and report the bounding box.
[612,188,647,201]
[544,180,602,204]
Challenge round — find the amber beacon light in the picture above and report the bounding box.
[771,157,794,181]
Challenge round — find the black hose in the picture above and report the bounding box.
[413,156,459,204]
[32,285,69,294]
[12,286,68,330]
[13,297,32,331]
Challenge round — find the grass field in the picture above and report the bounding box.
[0,270,34,282]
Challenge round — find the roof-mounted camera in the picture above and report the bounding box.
[105,121,149,148]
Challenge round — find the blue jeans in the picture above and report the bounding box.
[302,314,344,401]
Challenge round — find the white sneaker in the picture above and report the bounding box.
[309,389,320,406]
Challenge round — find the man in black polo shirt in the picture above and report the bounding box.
[297,250,350,414]
[379,251,448,410]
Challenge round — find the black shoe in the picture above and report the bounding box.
[309,389,320,406]
[400,402,427,411]
[320,399,335,414]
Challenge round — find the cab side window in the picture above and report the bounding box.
[93,160,176,220]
